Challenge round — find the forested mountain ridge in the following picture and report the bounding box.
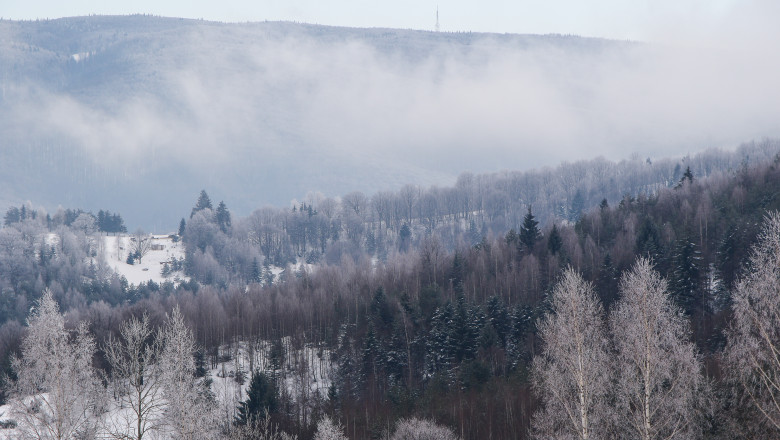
[4,14,774,230]
[2,143,780,437]
[0,15,624,229]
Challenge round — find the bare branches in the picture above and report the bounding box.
[104,314,166,440]
[130,229,152,264]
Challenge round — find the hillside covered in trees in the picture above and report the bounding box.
[2,142,780,438]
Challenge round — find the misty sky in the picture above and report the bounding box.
[3,1,780,229]
[5,0,777,43]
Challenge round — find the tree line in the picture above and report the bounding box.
[179,140,779,287]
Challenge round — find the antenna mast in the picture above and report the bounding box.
[435,6,440,32]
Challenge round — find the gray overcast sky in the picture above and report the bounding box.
[3,0,765,41]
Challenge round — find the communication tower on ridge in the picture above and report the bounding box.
[435,6,440,32]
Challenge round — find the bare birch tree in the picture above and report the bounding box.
[158,306,219,439]
[104,314,166,440]
[724,211,780,433]
[11,289,104,440]
[611,258,707,440]
[531,268,611,440]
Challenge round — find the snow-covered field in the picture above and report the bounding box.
[99,234,187,286]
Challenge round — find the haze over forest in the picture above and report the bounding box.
[7,7,780,439]
[2,15,780,230]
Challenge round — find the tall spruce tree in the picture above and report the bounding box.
[547,224,563,256]
[520,207,541,251]
[236,370,279,425]
[670,236,702,316]
[215,201,231,233]
[191,190,213,218]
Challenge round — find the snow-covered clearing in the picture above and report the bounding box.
[211,338,332,421]
[100,234,187,286]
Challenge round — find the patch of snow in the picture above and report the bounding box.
[71,51,95,62]
[101,234,188,286]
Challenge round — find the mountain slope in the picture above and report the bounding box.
[1,16,778,229]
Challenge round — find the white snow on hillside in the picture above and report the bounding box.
[100,234,187,286]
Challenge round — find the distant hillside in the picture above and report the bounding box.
[1,16,777,229]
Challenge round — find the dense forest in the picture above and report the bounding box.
[3,142,780,438]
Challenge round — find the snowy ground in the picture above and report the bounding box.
[0,340,332,439]
[210,338,332,421]
[99,234,187,286]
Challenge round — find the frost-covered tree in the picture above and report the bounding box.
[390,417,460,440]
[159,306,219,439]
[724,211,780,432]
[313,415,348,440]
[11,289,104,440]
[531,268,611,440]
[228,411,297,440]
[104,314,166,440]
[71,212,97,235]
[611,258,707,440]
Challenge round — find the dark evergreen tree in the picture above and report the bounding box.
[178,218,186,237]
[547,224,563,256]
[449,294,479,364]
[519,207,541,251]
[675,166,694,188]
[360,324,384,388]
[398,224,411,252]
[450,252,465,292]
[191,190,213,218]
[97,210,106,231]
[570,190,585,222]
[485,296,510,347]
[425,303,454,377]
[333,324,358,400]
[384,324,409,385]
[4,207,20,226]
[716,223,739,290]
[636,218,663,263]
[268,338,285,380]
[370,287,393,329]
[215,201,231,233]
[596,253,619,309]
[236,370,279,425]
[250,258,263,284]
[670,236,702,316]
[507,304,534,371]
